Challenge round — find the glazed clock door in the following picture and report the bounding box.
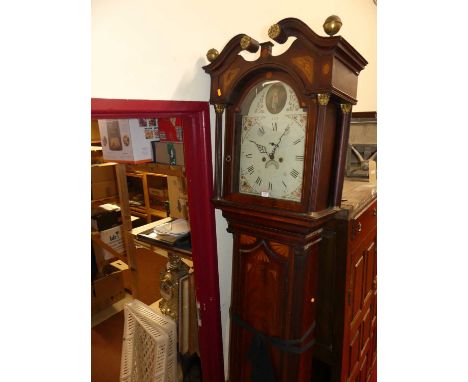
[236,80,307,202]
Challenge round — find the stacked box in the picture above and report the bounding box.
[91,164,117,200]
[91,265,125,314]
[167,175,189,219]
[153,142,185,165]
[110,260,131,291]
[98,119,159,163]
[91,208,122,231]
[92,225,125,272]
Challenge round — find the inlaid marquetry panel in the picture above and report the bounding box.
[238,237,290,336]
[240,233,257,245]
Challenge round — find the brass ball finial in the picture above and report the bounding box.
[240,35,251,50]
[323,15,342,36]
[268,24,281,40]
[206,48,219,62]
[239,35,260,53]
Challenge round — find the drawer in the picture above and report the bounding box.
[349,200,377,250]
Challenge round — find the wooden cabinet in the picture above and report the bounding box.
[344,205,376,382]
[314,181,377,382]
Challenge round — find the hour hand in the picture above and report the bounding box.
[249,140,268,154]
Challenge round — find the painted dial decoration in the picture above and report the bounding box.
[238,80,307,201]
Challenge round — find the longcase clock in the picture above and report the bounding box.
[203,17,367,381]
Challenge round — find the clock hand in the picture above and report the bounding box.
[269,125,290,158]
[249,140,268,154]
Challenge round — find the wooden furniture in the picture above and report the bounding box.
[129,220,193,306]
[125,163,186,224]
[313,180,377,382]
[203,17,367,381]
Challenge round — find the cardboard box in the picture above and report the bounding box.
[131,215,145,228]
[91,268,125,314]
[91,119,101,142]
[91,164,118,200]
[93,225,125,271]
[91,181,118,201]
[91,208,122,231]
[110,260,131,291]
[98,119,158,163]
[154,142,185,166]
[91,164,116,182]
[167,175,189,219]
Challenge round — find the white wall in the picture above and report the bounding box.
[92,0,376,375]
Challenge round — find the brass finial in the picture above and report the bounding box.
[239,35,260,53]
[240,35,251,49]
[206,48,219,62]
[323,15,342,36]
[268,24,281,40]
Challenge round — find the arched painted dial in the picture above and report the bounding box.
[238,81,307,201]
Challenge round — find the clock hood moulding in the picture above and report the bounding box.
[203,17,368,106]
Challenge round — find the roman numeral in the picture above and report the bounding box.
[258,126,265,135]
[247,165,254,175]
[272,122,277,131]
[295,155,304,161]
[255,177,262,186]
[282,181,287,188]
[293,137,303,145]
[245,153,253,158]
[290,169,299,178]
[268,182,273,191]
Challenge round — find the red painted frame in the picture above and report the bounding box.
[91,98,224,382]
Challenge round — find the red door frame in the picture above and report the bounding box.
[91,98,224,382]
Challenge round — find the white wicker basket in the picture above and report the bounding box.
[120,301,169,382]
[120,300,178,382]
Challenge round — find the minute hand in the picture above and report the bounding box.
[270,126,290,158]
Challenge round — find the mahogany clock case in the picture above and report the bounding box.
[203,17,368,382]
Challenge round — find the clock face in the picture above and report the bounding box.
[237,80,307,202]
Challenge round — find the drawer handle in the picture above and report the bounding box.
[373,208,377,216]
[357,222,362,232]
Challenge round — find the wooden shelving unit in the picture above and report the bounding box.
[126,169,174,223]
